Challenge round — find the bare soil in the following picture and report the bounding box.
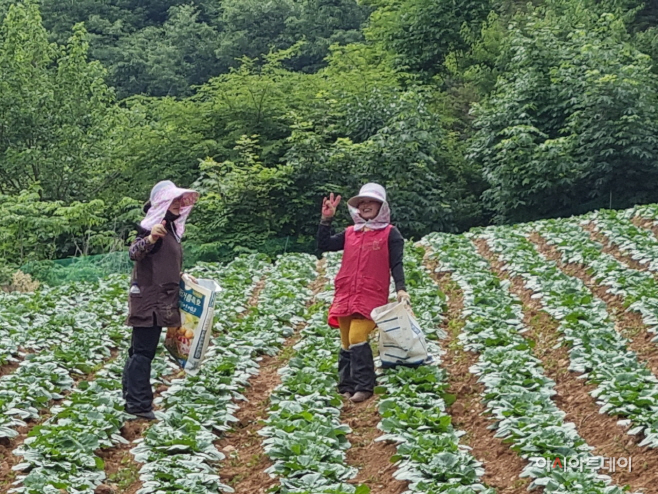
[343,397,407,494]
[216,352,284,493]
[217,261,327,493]
[583,223,651,273]
[429,265,530,494]
[529,232,658,377]
[0,426,29,494]
[475,237,658,492]
[632,216,658,238]
[0,360,20,378]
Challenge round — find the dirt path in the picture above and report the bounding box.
[1,347,124,494]
[474,237,658,492]
[583,222,655,274]
[216,263,327,493]
[632,215,658,238]
[217,344,297,493]
[113,274,275,494]
[343,391,407,494]
[0,359,20,378]
[0,424,30,494]
[425,256,528,494]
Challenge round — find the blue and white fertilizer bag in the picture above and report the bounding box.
[164,274,221,375]
[371,301,430,368]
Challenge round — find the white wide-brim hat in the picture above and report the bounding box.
[347,183,387,208]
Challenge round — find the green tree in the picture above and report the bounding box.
[281,0,371,72]
[110,95,214,201]
[112,4,222,97]
[364,0,492,78]
[0,1,118,202]
[195,48,319,166]
[216,0,370,74]
[0,188,64,263]
[284,91,467,239]
[189,135,296,260]
[470,3,658,223]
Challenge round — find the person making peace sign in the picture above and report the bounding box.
[317,183,410,403]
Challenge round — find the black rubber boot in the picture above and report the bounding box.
[338,348,356,395]
[350,342,376,393]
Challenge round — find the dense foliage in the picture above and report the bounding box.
[1,0,658,282]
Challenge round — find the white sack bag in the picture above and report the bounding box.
[371,301,430,368]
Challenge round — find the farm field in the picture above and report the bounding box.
[4,206,658,493]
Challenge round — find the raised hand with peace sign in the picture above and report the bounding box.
[321,192,342,220]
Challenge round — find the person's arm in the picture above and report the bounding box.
[129,233,156,262]
[129,223,167,262]
[317,192,345,253]
[389,227,407,294]
[317,218,346,252]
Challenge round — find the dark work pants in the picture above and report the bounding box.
[122,326,162,413]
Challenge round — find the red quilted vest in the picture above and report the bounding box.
[328,225,392,328]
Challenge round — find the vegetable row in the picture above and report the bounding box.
[0,275,131,440]
[261,252,364,493]
[378,243,493,494]
[534,217,658,340]
[132,253,317,493]
[589,209,658,274]
[10,255,269,493]
[480,226,658,448]
[423,232,632,493]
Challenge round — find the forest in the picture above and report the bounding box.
[1,0,658,282]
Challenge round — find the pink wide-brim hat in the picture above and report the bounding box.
[140,180,199,239]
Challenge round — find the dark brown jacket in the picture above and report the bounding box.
[126,222,182,328]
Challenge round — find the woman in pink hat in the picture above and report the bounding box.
[123,180,198,420]
[318,183,410,403]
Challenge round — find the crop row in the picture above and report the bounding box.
[535,217,658,339]
[9,255,270,494]
[131,253,317,493]
[8,274,179,493]
[633,204,658,231]
[129,254,274,493]
[423,232,630,492]
[589,209,658,274]
[260,253,365,494]
[480,226,658,448]
[375,243,493,494]
[0,276,131,440]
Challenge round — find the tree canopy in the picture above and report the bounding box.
[1,0,658,282]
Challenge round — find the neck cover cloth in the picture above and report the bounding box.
[349,201,391,231]
[140,180,199,242]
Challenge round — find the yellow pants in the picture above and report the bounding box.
[338,315,377,350]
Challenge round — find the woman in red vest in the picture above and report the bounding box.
[318,183,410,403]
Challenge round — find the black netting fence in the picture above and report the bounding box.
[20,236,317,286]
